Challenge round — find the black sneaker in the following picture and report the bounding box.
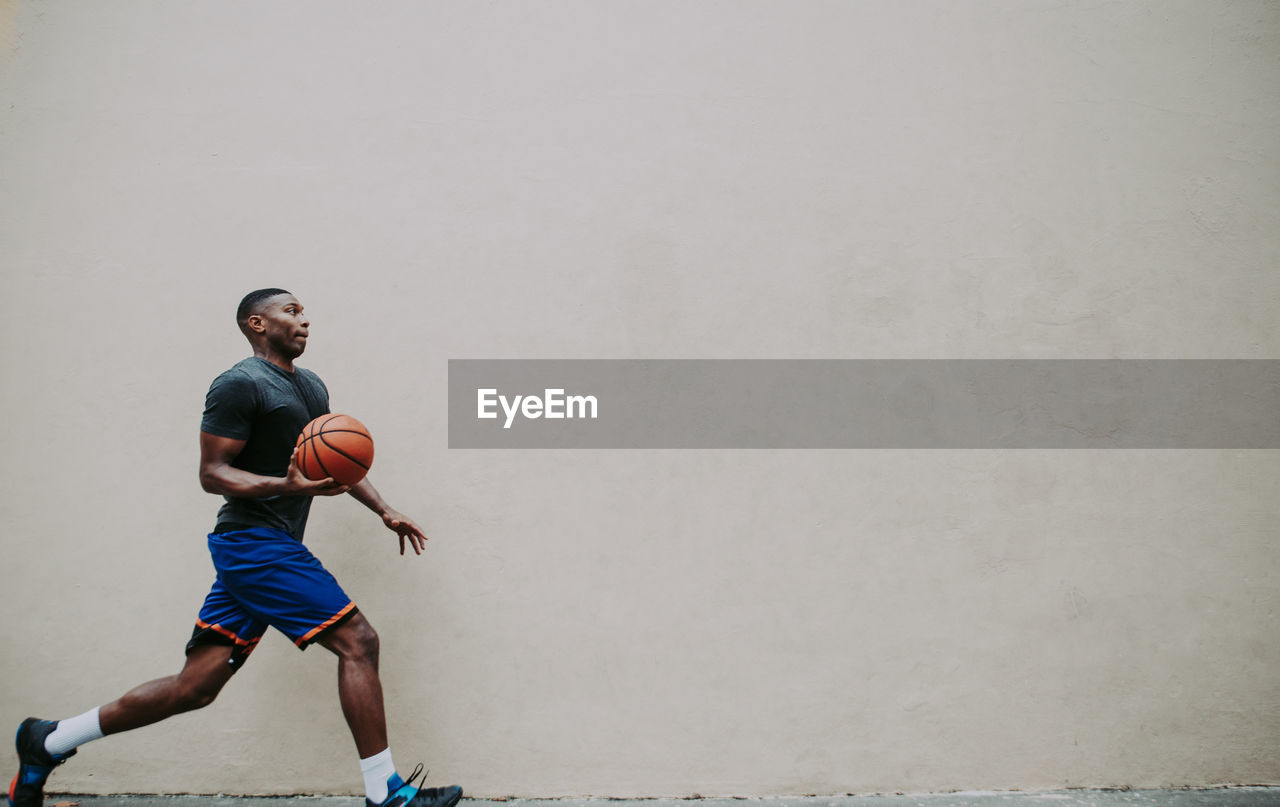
[369,764,463,807]
[409,784,464,807]
[8,718,75,807]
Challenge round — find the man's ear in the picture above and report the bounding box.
[246,314,267,334]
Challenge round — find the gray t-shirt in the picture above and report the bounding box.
[201,357,330,538]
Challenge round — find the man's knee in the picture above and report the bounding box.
[173,645,235,712]
[324,615,379,664]
[347,618,380,663]
[174,679,221,712]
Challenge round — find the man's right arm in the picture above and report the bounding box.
[199,431,350,498]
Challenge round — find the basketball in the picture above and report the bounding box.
[295,414,375,486]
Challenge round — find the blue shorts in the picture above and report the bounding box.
[187,526,357,669]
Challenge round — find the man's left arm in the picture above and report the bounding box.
[348,478,429,556]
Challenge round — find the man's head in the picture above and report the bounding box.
[236,288,310,361]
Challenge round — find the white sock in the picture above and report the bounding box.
[44,707,104,757]
[360,747,397,804]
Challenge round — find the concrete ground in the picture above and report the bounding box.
[46,791,1280,807]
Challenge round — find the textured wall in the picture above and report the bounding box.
[2,0,1278,797]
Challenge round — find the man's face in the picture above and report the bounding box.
[250,294,310,358]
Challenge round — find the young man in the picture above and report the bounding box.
[9,289,461,807]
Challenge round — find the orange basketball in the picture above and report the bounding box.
[295,414,374,486]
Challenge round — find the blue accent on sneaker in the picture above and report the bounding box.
[367,764,462,807]
[9,718,75,807]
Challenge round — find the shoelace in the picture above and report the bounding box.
[404,763,428,791]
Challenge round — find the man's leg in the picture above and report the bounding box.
[98,643,238,734]
[316,612,386,757]
[314,614,459,807]
[317,613,403,805]
[10,645,236,807]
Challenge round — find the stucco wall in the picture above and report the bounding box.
[2,0,1277,797]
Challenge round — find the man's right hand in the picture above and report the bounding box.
[282,446,351,496]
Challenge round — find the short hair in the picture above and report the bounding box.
[236,288,292,330]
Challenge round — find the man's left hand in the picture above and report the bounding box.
[382,509,428,556]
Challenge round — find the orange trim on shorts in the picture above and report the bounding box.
[194,619,263,660]
[295,601,356,647]
[195,618,256,647]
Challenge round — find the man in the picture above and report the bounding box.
[9,289,461,807]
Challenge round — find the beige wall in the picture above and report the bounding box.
[2,0,1278,797]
